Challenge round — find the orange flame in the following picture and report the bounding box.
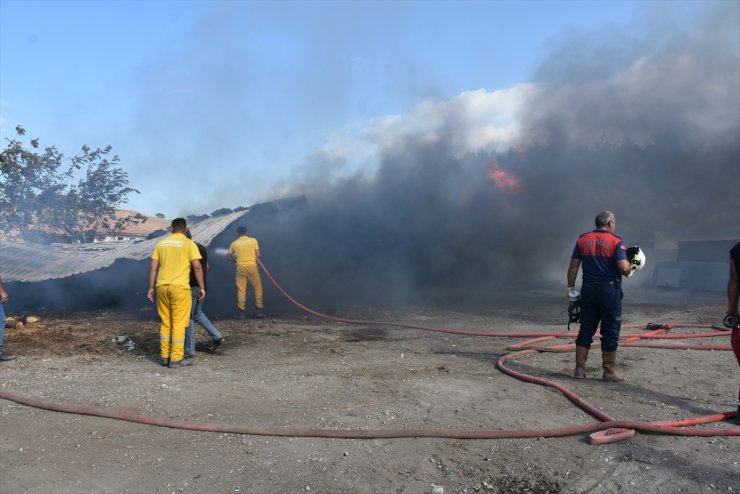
[486,164,519,192]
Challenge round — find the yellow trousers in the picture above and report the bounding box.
[236,264,263,310]
[156,284,192,362]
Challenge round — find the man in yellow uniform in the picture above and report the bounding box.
[227,225,264,319]
[148,218,205,368]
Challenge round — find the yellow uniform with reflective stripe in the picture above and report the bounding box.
[152,233,202,361]
[227,235,263,311]
[153,234,201,288]
[227,236,260,266]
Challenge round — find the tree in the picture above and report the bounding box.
[0,126,67,240]
[64,144,141,242]
[0,125,140,242]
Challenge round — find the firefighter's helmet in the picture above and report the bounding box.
[626,246,646,270]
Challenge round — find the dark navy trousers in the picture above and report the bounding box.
[576,281,623,351]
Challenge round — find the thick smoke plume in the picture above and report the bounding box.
[253,2,739,308]
[13,4,735,314]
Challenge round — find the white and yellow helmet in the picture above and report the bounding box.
[627,246,646,270]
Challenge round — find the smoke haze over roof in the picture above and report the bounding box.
[250,1,738,306]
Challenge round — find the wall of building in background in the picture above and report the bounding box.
[651,239,738,292]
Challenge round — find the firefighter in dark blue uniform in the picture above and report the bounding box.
[567,211,635,381]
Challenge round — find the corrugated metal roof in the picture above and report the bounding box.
[0,210,248,282]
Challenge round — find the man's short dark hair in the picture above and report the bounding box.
[237,226,247,235]
[171,218,187,232]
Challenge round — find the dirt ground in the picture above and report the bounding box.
[1,289,739,494]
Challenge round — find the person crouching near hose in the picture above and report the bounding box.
[725,241,740,424]
[566,211,635,381]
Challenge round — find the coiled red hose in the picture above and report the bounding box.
[0,259,736,443]
[258,258,738,442]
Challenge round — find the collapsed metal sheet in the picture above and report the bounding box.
[0,210,249,283]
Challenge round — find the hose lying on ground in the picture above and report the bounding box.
[0,389,735,440]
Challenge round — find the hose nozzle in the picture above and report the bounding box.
[567,301,581,331]
[646,323,668,330]
[723,314,739,330]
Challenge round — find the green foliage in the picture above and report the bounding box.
[0,125,140,242]
[0,126,67,240]
[64,144,141,242]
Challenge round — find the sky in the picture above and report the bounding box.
[0,0,683,217]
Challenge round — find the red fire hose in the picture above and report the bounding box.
[0,388,735,441]
[0,259,737,444]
